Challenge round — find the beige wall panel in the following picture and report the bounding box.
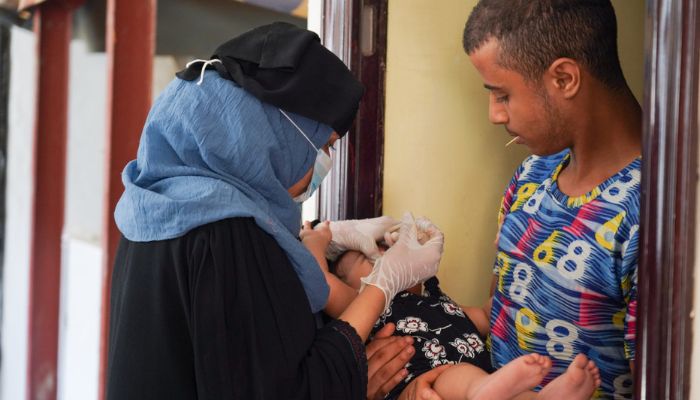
[612,0,645,101]
[383,0,645,306]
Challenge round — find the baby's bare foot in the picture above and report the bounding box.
[471,353,551,400]
[538,354,600,400]
[586,358,601,388]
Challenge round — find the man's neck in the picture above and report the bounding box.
[556,89,642,197]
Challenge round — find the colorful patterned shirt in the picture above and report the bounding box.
[490,149,640,399]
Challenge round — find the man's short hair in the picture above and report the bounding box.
[463,0,627,90]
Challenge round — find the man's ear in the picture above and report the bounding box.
[546,58,581,99]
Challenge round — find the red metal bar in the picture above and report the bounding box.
[25,1,81,399]
[98,0,156,398]
[346,0,387,219]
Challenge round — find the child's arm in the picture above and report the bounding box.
[300,221,359,318]
[462,296,492,337]
[462,275,498,337]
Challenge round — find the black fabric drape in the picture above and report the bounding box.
[107,217,366,400]
[176,22,364,136]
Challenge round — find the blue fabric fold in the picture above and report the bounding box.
[115,70,332,312]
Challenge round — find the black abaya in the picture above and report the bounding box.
[107,217,367,400]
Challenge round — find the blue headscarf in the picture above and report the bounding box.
[115,70,331,312]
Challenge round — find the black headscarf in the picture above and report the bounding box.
[177,22,364,136]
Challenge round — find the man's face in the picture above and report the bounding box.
[468,40,569,155]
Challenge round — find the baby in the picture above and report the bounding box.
[302,219,601,400]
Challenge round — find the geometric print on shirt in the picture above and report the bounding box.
[490,149,640,399]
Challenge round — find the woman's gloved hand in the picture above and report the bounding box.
[320,216,399,261]
[360,213,444,311]
[383,216,433,247]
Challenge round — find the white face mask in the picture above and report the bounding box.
[280,110,333,203]
[293,149,332,203]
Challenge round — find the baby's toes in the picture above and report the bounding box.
[542,356,552,370]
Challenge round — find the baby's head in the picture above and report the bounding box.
[329,218,435,292]
[331,246,423,295]
[331,250,375,290]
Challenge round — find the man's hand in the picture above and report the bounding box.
[366,323,415,400]
[396,365,449,400]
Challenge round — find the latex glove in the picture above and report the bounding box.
[383,217,432,247]
[361,213,444,311]
[321,216,399,261]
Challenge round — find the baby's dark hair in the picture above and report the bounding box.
[463,0,627,91]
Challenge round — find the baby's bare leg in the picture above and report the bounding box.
[431,354,551,400]
[431,363,488,400]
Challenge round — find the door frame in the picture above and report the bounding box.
[319,0,387,220]
[636,0,700,398]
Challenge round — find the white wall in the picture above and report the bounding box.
[2,25,36,400]
[64,40,106,244]
[57,239,102,400]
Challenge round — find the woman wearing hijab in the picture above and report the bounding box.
[106,22,444,400]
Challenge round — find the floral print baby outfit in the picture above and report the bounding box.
[371,277,493,399]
